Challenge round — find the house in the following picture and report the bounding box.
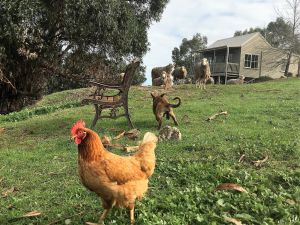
[197,32,299,83]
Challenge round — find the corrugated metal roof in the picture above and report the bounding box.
[207,32,260,49]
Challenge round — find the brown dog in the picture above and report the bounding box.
[151,92,181,130]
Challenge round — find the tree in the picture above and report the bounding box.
[234,27,266,37]
[234,19,298,51]
[0,0,169,114]
[276,0,300,75]
[171,33,207,73]
[266,18,294,49]
[234,1,300,76]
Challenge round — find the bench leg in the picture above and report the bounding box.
[92,105,102,128]
[123,103,134,129]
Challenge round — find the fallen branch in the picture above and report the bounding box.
[238,154,246,163]
[206,111,228,121]
[22,210,42,218]
[109,144,125,149]
[113,130,125,140]
[8,210,42,222]
[252,155,268,167]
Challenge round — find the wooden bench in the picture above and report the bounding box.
[82,59,140,128]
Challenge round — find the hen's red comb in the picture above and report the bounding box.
[70,120,86,136]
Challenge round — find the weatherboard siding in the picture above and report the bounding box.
[239,34,270,78]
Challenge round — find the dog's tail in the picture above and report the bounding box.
[169,97,181,108]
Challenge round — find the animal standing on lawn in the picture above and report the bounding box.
[151,63,175,86]
[194,58,211,89]
[71,120,158,224]
[151,92,181,130]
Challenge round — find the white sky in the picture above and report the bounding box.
[143,0,282,84]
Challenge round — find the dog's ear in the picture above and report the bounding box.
[150,92,156,99]
[160,93,166,97]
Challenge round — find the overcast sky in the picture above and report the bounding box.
[143,0,282,84]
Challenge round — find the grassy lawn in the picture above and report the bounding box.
[0,78,300,225]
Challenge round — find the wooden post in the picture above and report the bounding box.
[212,49,220,84]
[259,51,263,77]
[225,46,229,84]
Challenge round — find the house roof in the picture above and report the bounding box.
[207,32,260,49]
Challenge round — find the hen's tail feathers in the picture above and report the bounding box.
[142,132,158,144]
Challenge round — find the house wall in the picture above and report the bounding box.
[240,34,299,79]
[289,55,300,76]
[239,35,270,78]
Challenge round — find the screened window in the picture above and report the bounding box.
[228,53,233,63]
[244,54,259,69]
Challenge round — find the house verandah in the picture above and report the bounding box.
[192,32,300,84]
[199,46,244,84]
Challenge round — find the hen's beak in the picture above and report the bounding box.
[71,135,77,141]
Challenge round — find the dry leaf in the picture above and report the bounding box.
[286,199,296,205]
[113,130,125,140]
[22,210,42,217]
[0,128,4,134]
[123,146,139,153]
[182,115,191,123]
[224,217,243,225]
[125,129,140,139]
[215,183,248,193]
[65,219,72,224]
[2,187,16,197]
[252,156,268,167]
[7,204,15,210]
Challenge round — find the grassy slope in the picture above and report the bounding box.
[0,79,300,225]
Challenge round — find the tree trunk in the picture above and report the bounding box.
[284,51,292,76]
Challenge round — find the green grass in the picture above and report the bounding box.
[0,78,300,225]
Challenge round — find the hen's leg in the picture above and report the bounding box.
[99,199,114,224]
[129,205,135,224]
[99,209,109,223]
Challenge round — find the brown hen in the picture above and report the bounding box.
[70,120,157,224]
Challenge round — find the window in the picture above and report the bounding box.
[244,54,252,68]
[244,54,259,69]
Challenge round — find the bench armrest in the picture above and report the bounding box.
[89,81,123,90]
